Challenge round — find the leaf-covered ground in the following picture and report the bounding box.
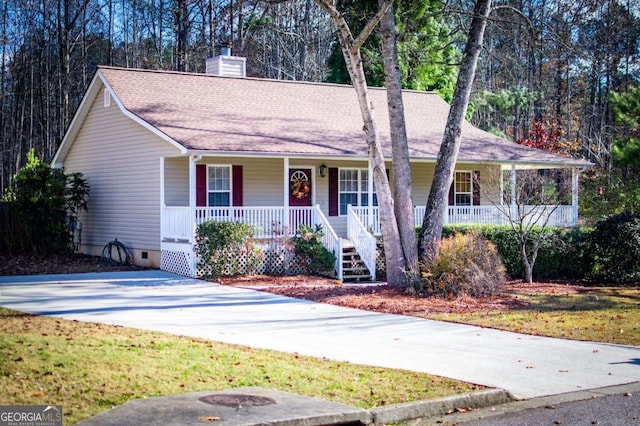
[221,275,640,346]
[0,253,150,276]
[220,275,567,315]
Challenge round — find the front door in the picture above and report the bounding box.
[289,169,312,207]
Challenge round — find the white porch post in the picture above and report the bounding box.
[510,165,517,220]
[368,161,374,228]
[499,165,505,205]
[189,155,198,243]
[160,157,165,240]
[572,167,579,226]
[283,157,290,230]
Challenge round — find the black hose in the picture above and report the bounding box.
[101,238,131,266]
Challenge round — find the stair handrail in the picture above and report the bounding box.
[314,205,343,281]
[347,205,376,281]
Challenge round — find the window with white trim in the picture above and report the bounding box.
[339,168,377,215]
[454,171,472,206]
[207,165,231,206]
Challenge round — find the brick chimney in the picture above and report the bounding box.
[205,47,246,77]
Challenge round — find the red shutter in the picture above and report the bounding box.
[473,171,481,206]
[328,167,338,216]
[232,165,243,206]
[196,165,206,206]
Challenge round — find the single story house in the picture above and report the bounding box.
[52,52,592,281]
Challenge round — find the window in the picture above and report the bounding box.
[207,165,231,206]
[339,168,377,215]
[454,171,472,206]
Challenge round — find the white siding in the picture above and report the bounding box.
[205,56,247,77]
[242,157,284,205]
[62,86,182,260]
[165,157,189,206]
[410,162,436,207]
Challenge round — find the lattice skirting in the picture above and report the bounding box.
[375,239,387,281]
[161,240,331,278]
[161,241,195,277]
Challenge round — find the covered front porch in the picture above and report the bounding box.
[159,155,582,280]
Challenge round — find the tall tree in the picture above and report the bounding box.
[314,0,408,286]
[379,0,418,281]
[419,0,492,264]
[326,0,459,101]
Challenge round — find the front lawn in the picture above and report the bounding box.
[422,285,640,346]
[0,307,478,425]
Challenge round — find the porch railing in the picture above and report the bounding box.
[162,206,194,241]
[195,206,317,238]
[347,205,377,281]
[354,204,578,236]
[350,206,380,235]
[161,204,344,279]
[314,206,343,280]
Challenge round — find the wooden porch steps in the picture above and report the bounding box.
[341,242,373,282]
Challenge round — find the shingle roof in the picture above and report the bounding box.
[98,66,591,167]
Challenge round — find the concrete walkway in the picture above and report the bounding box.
[1,271,638,400]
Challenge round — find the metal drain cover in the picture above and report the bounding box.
[199,393,276,407]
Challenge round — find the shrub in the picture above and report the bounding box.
[437,225,591,280]
[1,149,89,254]
[194,221,263,278]
[290,224,336,276]
[419,231,506,298]
[588,211,640,284]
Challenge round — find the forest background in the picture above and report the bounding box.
[0,0,638,222]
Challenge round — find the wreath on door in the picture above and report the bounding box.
[291,171,310,199]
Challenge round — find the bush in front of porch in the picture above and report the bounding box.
[194,221,264,278]
[289,224,336,276]
[194,222,336,279]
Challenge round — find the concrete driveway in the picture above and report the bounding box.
[1,270,638,400]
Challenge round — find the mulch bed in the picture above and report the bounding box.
[218,274,587,315]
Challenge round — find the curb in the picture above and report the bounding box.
[369,388,513,425]
[404,382,640,426]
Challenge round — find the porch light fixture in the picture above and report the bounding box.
[319,164,328,178]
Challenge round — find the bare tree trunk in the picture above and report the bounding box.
[175,0,189,71]
[378,0,418,281]
[315,0,406,286]
[419,0,492,265]
[297,0,312,80]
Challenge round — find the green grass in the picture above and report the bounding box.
[0,308,478,425]
[422,287,640,346]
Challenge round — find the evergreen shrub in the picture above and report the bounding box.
[290,224,336,276]
[435,225,590,280]
[588,211,640,284]
[194,221,263,278]
[1,149,89,254]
